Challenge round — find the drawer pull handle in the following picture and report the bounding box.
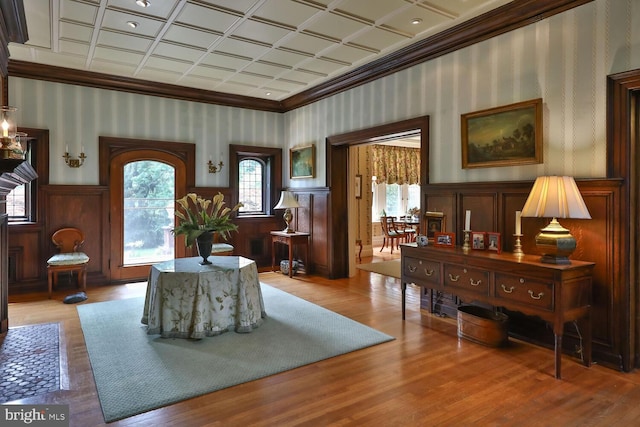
[528,290,544,300]
[501,284,515,293]
[408,265,417,273]
[424,268,434,276]
[448,274,460,282]
[469,278,482,286]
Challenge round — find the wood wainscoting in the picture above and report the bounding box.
[421,178,624,372]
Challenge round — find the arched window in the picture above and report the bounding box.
[238,158,265,214]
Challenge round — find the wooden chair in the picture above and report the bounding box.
[398,215,418,242]
[46,227,90,299]
[380,216,405,254]
[210,232,234,256]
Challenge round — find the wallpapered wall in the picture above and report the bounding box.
[8,78,283,186]
[285,0,640,187]
[6,0,640,189]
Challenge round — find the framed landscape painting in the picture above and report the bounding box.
[461,98,543,169]
[290,145,315,179]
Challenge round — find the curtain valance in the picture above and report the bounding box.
[371,145,420,185]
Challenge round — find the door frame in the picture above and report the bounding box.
[326,116,429,278]
[99,137,195,282]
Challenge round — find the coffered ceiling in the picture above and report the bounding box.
[8,0,512,101]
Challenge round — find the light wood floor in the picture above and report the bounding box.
[6,268,640,427]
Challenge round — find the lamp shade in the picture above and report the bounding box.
[274,191,300,209]
[521,176,591,219]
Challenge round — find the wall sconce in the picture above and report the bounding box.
[63,145,86,168]
[0,106,19,159]
[208,159,224,173]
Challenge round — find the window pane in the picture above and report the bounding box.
[385,184,401,216]
[408,184,420,212]
[6,184,26,217]
[123,161,175,265]
[239,159,263,213]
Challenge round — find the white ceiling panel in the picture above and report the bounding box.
[177,3,240,33]
[152,42,204,62]
[349,27,409,52]
[9,0,514,100]
[60,0,98,25]
[163,25,220,49]
[322,45,373,65]
[197,0,261,15]
[202,52,251,70]
[231,19,291,45]
[279,33,334,56]
[97,30,152,52]
[304,12,369,42]
[102,9,163,37]
[94,46,144,66]
[254,0,320,28]
[107,0,179,19]
[215,38,271,60]
[59,22,93,44]
[336,0,409,23]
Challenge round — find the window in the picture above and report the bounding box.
[6,138,36,222]
[238,158,265,213]
[230,145,282,216]
[372,181,420,218]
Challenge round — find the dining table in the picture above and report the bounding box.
[141,256,266,339]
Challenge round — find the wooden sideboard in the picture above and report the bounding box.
[400,244,595,379]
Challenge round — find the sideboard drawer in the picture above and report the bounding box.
[404,257,440,286]
[443,264,489,295]
[494,273,554,311]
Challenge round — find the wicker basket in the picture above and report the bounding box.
[457,305,509,347]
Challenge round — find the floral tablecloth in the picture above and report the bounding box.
[141,256,266,339]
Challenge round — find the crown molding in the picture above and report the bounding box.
[7,0,591,113]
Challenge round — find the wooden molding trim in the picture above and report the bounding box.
[7,0,591,112]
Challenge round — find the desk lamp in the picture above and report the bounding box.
[274,191,300,233]
[521,176,591,264]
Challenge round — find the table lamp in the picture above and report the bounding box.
[274,190,300,233]
[521,176,591,264]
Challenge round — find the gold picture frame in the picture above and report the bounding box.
[461,98,543,169]
[290,145,315,179]
[424,211,445,242]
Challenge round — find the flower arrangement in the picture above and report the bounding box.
[408,207,420,216]
[173,193,243,246]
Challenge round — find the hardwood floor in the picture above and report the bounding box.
[6,269,640,426]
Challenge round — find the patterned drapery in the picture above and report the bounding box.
[371,145,420,185]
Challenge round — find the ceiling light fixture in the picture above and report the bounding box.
[265,92,272,96]
[410,18,423,25]
[136,0,150,7]
[127,21,139,29]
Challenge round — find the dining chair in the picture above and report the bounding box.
[46,227,90,299]
[379,216,405,254]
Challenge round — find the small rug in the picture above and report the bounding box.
[77,284,394,422]
[357,260,401,278]
[0,323,60,403]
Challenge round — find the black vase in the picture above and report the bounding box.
[195,231,214,265]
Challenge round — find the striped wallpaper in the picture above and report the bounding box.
[7,0,640,188]
[284,0,640,187]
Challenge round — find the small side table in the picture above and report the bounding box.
[271,231,310,277]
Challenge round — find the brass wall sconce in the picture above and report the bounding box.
[208,159,224,173]
[63,151,87,168]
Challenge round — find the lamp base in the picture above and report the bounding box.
[534,218,576,265]
[282,226,296,234]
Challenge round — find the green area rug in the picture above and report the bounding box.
[357,260,401,279]
[77,284,394,422]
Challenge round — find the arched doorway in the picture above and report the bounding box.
[99,137,195,282]
[326,116,429,278]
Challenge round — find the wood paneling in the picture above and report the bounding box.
[420,178,624,370]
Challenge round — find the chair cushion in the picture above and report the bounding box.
[47,252,90,266]
[211,243,234,254]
